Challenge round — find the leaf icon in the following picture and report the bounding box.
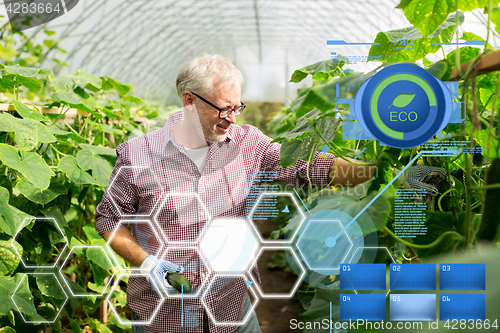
[389,93,416,108]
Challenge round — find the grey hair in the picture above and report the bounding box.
[176,53,244,101]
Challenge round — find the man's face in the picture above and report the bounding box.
[194,79,241,143]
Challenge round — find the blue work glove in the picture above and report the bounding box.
[140,255,184,297]
[402,165,452,196]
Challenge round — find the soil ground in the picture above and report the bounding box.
[253,220,304,333]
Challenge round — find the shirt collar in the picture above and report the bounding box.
[163,110,233,153]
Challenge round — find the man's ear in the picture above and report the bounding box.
[183,92,195,112]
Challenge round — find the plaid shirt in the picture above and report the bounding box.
[95,111,334,333]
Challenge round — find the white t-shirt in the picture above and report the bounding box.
[184,146,210,173]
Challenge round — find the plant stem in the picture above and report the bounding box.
[437,187,458,212]
[470,183,500,190]
[384,226,464,249]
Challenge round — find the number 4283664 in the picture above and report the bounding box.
[5,2,62,14]
[444,319,498,330]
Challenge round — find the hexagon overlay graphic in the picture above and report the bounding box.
[248,246,305,299]
[12,273,68,324]
[161,247,211,299]
[107,166,164,217]
[199,219,259,274]
[12,217,68,269]
[248,192,306,244]
[105,219,166,272]
[154,193,211,243]
[202,274,260,326]
[59,245,116,297]
[296,219,354,274]
[107,272,165,326]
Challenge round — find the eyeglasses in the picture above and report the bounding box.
[189,91,246,118]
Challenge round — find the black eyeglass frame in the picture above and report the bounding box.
[188,91,246,119]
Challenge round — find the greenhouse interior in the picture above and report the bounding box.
[0,0,499,332]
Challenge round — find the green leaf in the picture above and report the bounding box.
[73,86,97,111]
[492,7,500,37]
[445,46,481,66]
[11,101,49,121]
[49,75,86,91]
[35,274,66,299]
[0,75,15,90]
[83,224,102,242]
[79,144,116,156]
[402,1,485,37]
[0,187,16,236]
[389,93,416,108]
[290,59,343,83]
[460,32,492,48]
[85,119,123,135]
[0,144,54,190]
[427,60,449,80]
[58,156,98,185]
[49,90,80,105]
[273,118,315,142]
[67,311,84,333]
[14,119,39,150]
[15,178,66,205]
[76,149,113,187]
[279,136,317,168]
[37,124,57,143]
[0,274,45,321]
[4,65,40,77]
[76,70,102,89]
[86,247,113,270]
[0,326,16,333]
[122,94,142,104]
[0,239,21,275]
[369,12,464,62]
[17,76,42,92]
[103,77,132,95]
[396,0,413,9]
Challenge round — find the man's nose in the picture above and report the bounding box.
[224,110,236,124]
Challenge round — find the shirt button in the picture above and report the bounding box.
[199,305,203,309]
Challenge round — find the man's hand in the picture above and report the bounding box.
[403,165,451,196]
[140,255,184,296]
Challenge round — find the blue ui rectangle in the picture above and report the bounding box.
[440,264,485,290]
[440,294,485,321]
[390,264,436,290]
[340,294,386,321]
[340,264,386,290]
[390,294,436,321]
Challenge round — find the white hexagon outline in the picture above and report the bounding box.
[105,219,166,272]
[296,219,354,271]
[153,193,211,244]
[247,192,306,244]
[107,272,165,326]
[248,246,306,299]
[346,246,396,296]
[201,273,260,326]
[160,246,212,299]
[12,272,68,324]
[198,218,260,275]
[12,217,69,269]
[107,165,164,217]
[59,245,116,297]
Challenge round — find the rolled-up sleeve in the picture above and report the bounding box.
[95,142,139,235]
[258,135,335,188]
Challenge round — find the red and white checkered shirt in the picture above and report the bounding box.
[95,111,334,333]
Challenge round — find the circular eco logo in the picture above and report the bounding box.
[354,64,452,148]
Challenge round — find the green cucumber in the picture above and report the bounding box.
[478,158,500,241]
[167,273,192,293]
